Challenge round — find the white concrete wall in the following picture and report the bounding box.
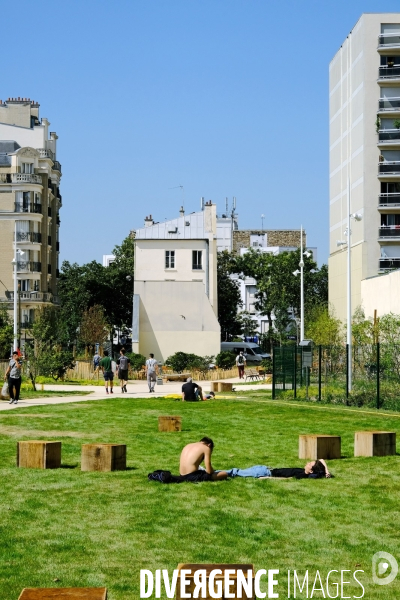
[0,123,45,148]
[361,269,400,317]
[133,280,220,361]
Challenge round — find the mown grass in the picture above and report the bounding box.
[0,396,399,599]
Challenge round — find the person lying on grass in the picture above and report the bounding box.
[225,459,331,479]
[179,437,228,482]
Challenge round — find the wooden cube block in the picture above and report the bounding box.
[299,435,341,460]
[354,431,396,457]
[217,382,232,392]
[17,441,61,469]
[18,588,107,599]
[158,416,182,432]
[210,382,219,392]
[176,564,254,600]
[81,444,126,472]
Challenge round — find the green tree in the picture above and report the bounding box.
[80,305,110,350]
[305,305,343,346]
[26,306,75,389]
[217,251,243,340]
[0,304,13,358]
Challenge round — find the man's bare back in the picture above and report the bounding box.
[179,439,227,480]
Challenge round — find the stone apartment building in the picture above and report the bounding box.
[0,98,61,338]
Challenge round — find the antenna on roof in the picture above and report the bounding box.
[225,197,228,214]
[201,196,205,211]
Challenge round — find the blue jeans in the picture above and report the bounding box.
[227,465,271,478]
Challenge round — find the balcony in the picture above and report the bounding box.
[20,320,35,329]
[379,97,400,112]
[15,232,42,243]
[378,162,400,175]
[379,258,400,271]
[379,226,400,238]
[16,261,42,273]
[379,66,400,79]
[48,236,52,246]
[0,173,11,183]
[52,161,61,173]
[14,202,42,214]
[379,193,400,207]
[37,148,54,160]
[379,129,400,143]
[4,291,53,302]
[378,34,400,48]
[11,173,42,184]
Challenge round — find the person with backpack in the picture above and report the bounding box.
[93,351,101,373]
[116,348,130,393]
[235,351,246,379]
[145,353,158,393]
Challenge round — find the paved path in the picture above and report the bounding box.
[0,378,272,411]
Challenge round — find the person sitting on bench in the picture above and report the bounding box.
[226,459,331,479]
[182,377,203,401]
[179,437,228,482]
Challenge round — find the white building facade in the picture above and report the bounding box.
[0,98,61,337]
[132,202,220,361]
[329,13,400,321]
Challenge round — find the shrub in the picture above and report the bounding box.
[216,351,236,369]
[165,352,214,373]
[126,352,147,371]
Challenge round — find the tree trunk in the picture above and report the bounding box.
[29,371,36,391]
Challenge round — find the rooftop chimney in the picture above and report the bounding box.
[144,214,154,227]
[179,206,185,217]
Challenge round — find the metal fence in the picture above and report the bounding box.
[272,344,400,411]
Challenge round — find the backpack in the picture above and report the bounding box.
[238,354,244,364]
[119,356,129,370]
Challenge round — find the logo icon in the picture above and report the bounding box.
[372,552,398,585]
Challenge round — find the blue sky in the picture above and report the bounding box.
[3,0,400,265]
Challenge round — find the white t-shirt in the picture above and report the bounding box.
[236,354,246,366]
[146,358,158,373]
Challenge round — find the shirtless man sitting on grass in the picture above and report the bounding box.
[179,437,228,482]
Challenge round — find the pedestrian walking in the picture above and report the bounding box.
[145,353,158,392]
[235,351,246,379]
[117,348,130,393]
[100,350,114,394]
[5,351,22,404]
[93,351,101,373]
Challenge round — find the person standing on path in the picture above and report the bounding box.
[145,353,158,393]
[93,351,101,374]
[100,350,114,394]
[235,351,246,379]
[5,351,22,404]
[117,348,130,393]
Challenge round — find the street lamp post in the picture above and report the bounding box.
[11,221,25,352]
[293,226,314,344]
[337,182,362,392]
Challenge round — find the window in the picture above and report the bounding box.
[21,162,33,174]
[165,250,175,269]
[192,250,202,270]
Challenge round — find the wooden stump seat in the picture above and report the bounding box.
[217,382,233,392]
[176,564,254,600]
[158,416,182,432]
[354,431,396,457]
[210,381,219,393]
[18,588,107,599]
[17,441,61,469]
[299,435,341,460]
[81,444,126,472]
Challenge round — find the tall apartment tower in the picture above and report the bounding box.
[329,13,400,320]
[0,98,61,335]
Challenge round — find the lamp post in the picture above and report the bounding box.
[292,227,314,344]
[11,221,25,351]
[336,183,362,392]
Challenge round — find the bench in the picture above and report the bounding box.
[81,444,126,472]
[299,435,341,460]
[354,431,396,457]
[163,373,191,382]
[17,441,61,469]
[18,589,107,599]
[176,564,254,600]
[245,369,261,382]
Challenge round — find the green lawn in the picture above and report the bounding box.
[0,396,399,599]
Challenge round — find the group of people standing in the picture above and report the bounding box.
[95,350,159,394]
